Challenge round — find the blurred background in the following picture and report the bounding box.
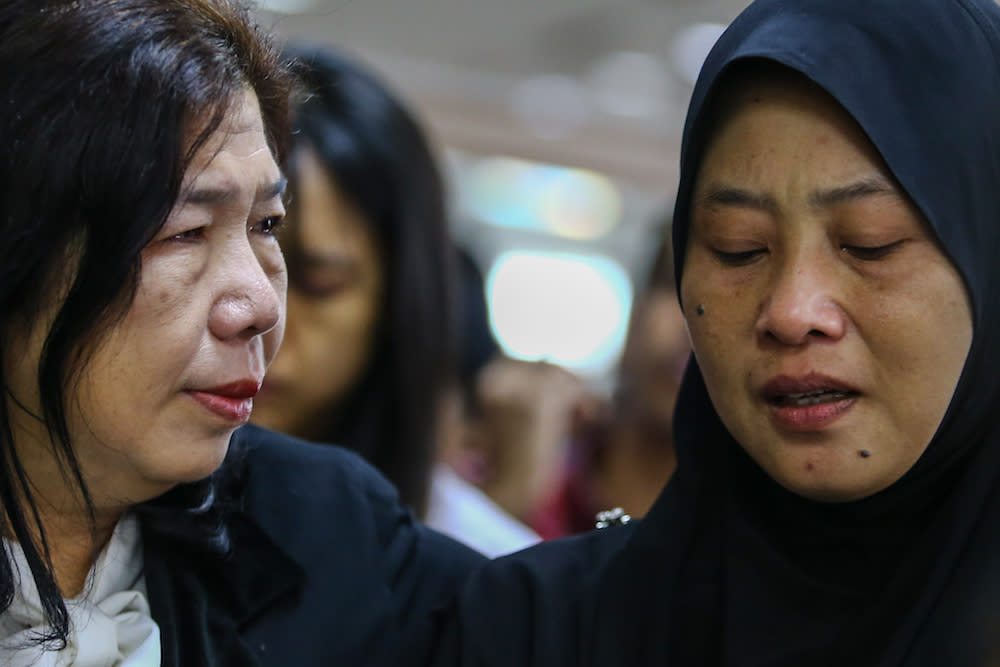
[257,0,750,389]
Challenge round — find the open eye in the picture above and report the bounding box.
[251,215,285,236]
[169,227,206,242]
[841,240,904,261]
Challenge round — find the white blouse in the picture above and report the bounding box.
[0,514,161,666]
[425,464,541,558]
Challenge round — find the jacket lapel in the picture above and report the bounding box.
[142,511,304,667]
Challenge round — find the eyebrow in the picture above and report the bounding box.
[700,187,776,212]
[699,176,899,213]
[807,176,898,207]
[184,176,288,206]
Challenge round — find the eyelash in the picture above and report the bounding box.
[713,248,765,266]
[165,214,285,245]
[712,240,905,266]
[841,241,904,260]
[170,227,205,242]
[251,215,285,236]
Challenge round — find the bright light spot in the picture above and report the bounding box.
[486,252,632,375]
[462,156,622,240]
[539,168,622,240]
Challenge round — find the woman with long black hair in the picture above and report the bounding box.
[0,3,481,664]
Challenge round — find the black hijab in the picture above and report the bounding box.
[427,2,1000,665]
[587,0,1000,665]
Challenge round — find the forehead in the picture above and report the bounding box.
[183,88,280,189]
[290,148,375,249]
[695,76,888,187]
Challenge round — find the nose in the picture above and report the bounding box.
[209,240,284,341]
[755,252,847,346]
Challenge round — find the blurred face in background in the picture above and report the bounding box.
[252,146,384,439]
[617,283,689,432]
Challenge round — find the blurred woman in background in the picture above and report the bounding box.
[250,46,455,518]
[251,45,539,556]
[531,235,689,538]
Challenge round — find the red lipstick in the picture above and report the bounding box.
[761,372,859,432]
[186,379,261,424]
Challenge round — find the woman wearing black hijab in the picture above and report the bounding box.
[427,0,1000,665]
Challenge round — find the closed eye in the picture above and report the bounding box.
[841,240,904,261]
[713,248,766,266]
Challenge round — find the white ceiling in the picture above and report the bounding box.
[259,0,753,192]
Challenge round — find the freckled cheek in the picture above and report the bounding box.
[136,285,194,327]
[689,322,744,401]
[681,292,744,362]
[682,287,757,420]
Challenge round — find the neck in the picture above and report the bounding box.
[596,413,677,518]
[36,506,121,597]
[9,426,127,597]
[4,500,122,599]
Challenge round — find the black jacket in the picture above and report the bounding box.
[140,424,485,666]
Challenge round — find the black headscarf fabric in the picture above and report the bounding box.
[598,0,1000,664]
[428,1,1000,666]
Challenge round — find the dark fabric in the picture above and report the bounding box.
[142,424,485,666]
[428,1,1000,665]
[429,522,639,667]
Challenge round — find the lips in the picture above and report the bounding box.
[761,372,859,431]
[200,380,262,399]
[186,379,261,424]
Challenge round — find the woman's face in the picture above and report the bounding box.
[5,89,287,506]
[251,147,383,439]
[681,79,973,502]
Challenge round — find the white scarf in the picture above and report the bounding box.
[0,514,161,666]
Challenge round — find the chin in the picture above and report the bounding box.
[780,474,883,503]
[165,435,233,483]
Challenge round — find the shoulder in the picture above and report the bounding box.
[230,424,478,557]
[469,520,636,603]
[234,423,386,494]
[231,424,409,537]
[429,522,637,667]
[225,425,485,663]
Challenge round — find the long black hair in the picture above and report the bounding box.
[0,0,292,646]
[281,46,456,515]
